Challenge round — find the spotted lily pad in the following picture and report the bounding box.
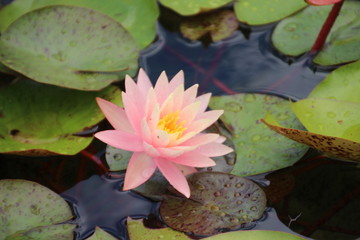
[272,1,360,65]
[0,0,159,49]
[234,0,307,25]
[0,79,122,155]
[5,224,76,240]
[85,227,117,240]
[105,145,133,171]
[180,10,239,42]
[159,0,232,16]
[210,93,308,176]
[0,179,74,239]
[160,172,267,236]
[0,5,139,90]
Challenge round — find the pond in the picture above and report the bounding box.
[0,1,359,240]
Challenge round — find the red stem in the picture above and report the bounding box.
[310,1,344,53]
[80,150,108,175]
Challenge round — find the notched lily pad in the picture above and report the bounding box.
[234,0,307,25]
[272,1,360,65]
[0,0,159,49]
[0,5,139,90]
[180,10,239,42]
[0,79,122,155]
[262,115,360,162]
[160,172,267,236]
[85,227,117,240]
[0,179,74,239]
[210,93,308,176]
[6,224,76,240]
[127,218,190,240]
[159,0,232,16]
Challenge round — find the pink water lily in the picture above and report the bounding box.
[95,69,233,197]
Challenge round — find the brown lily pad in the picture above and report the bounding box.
[160,172,267,236]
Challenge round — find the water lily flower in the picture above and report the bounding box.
[95,69,233,198]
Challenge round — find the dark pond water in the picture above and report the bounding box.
[1,4,360,240]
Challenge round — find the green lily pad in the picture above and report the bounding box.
[180,10,239,42]
[0,63,17,75]
[0,79,122,155]
[0,5,139,90]
[127,218,190,240]
[159,0,232,16]
[160,172,267,236]
[234,0,307,25]
[309,60,360,103]
[5,224,76,240]
[209,93,308,176]
[291,98,360,142]
[0,0,159,49]
[105,145,133,171]
[206,230,306,240]
[0,179,74,239]
[86,227,117,240]
[272,1,360,65]
[262,115,360,162]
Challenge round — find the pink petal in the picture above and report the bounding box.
[306,0,342,5]
[182,84,198,108]
[195,142,233,157]
[123,152,156,190]
[181,133,219,147]
[136,68,153,96]
[169,70,184,92]
[125,75,143,110]
[172,131,197,145]
[141,118,152,143]
[154,71,170,105]
[159,92,174,117]
[155,157,190,198]
[122,92,142,134]
[170,151,216,167]
[174,164,197,176]
[171,84,184,111]
[95,130,143,152]
[216,136,226,143]
[195,93,211,116]
[148,103,160,130]
[145,88,158,120]
[96,98,133,132]
[186,110,223,133]
[152,129,170,147]
[143,141,160,157]
[158,145,197,158]
[179,101,201,126]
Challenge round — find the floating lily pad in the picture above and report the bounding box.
[291,98,360,142]
[180,10,239,42]
[0,79,122,155]
[206,230,306,240]
[234,0,307,25]
[309,60,360,103]
[127,218,190,240]
[0,179,74,239]
[262,114,360,161]
[105,145,133,171]
[0,5,139,90]
[0,63,17,75]
[6,224,76,240]
[159,0,232,16]
[160,172,267,236]
[86,227,117,240]
[0,0,158,49]
[210,93,308,176]
[272,1,360,65]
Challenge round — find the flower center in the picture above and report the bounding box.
[157,111,186,137]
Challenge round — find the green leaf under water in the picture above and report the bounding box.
[234,0,307,25]
[159,0,232,16]
[0,0,159,49]
[160,172,267,236]
[85,227,117,240]
[0,79,122,155]
[0,5,139,90]
[210,93,308,176]
[0,179,74,239]
[272,1,360,65]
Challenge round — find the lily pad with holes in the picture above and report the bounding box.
[180,10,239,42]
[0,5,139,90]
[261,114,360,161]
[272,1,360,65]
[0,0,159,49]
[0,79,122,155]
[160,172,267,236]
[234,0,307,25]
[85,227,117,240]
[159,0,232,16]
[0,179,74,239]
[209,93,308,176]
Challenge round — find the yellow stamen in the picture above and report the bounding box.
[158,111,187,138]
